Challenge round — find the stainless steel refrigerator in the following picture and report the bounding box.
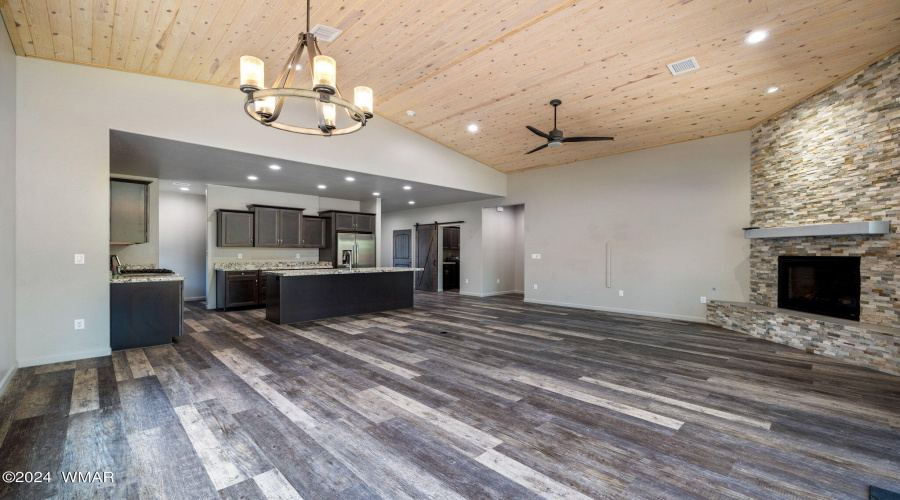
[337,233,376,268]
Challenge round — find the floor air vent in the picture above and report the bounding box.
[667,57,699,76]
[311,24,343,43]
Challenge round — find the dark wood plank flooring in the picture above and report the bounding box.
[1,292,899,499]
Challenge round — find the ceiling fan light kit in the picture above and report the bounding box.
[239,0,373,136]
[525,99,613,154]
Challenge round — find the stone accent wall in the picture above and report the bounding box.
[749,50,900,328]
[708,301,900,376]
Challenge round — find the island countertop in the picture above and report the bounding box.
[266,267,423,277]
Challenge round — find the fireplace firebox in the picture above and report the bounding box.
[777,256,861,321]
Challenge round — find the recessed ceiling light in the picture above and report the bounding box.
[172,181,190,187]
[372,192,380,196]
[317,184,327,189]
[345,176,355,182]
[403,185,412,190]
[179,187,190,191]
[269,164,281,170]
[408,201,415,205]
[764,86,779,93]
[295,64,302,71]
[406,110,416,117]
[467,124,479,133]
[745,30,769,44]
[247,175,258,181]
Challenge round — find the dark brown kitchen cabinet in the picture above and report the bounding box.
[302,217,326,248]
[443,226,460,250]
[216,210,255,247]
[321,210,376,232]
[249,205,304,248]
[215,270,259,310]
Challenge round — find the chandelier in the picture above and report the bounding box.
[238,0,373,136]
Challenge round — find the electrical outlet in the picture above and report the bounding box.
[700,297,707,304]
[74,254,85,264]
[496,279,500,284]
[465,279,469,284]
[238,253,243,259]
[618,290,624,297]
[74,319,85,330]
[296,253,301,258]
[533,284,538,290]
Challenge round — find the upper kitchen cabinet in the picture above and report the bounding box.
[110,179,150,244]
[216,210,254,247]
[248,205,304,248]
[302,217,327,248]
[321,211,376,232]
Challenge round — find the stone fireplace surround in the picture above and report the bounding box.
[708,50,899,376]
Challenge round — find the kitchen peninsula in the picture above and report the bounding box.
[265,267,422,324]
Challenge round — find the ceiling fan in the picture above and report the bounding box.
[525,99,613,154]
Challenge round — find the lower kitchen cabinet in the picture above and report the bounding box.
[110,280,184,350]
[216,270,260,310]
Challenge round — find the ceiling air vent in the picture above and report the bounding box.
[667,57,699,76]
[311,24,343,43]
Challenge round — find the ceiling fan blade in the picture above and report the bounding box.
[563,136,614,142]
[526,126,552,140]
[525,144,548,155]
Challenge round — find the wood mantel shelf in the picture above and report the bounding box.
[743,221,890,239]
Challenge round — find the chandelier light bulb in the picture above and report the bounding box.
[313,56,337,94]
[354,86,374,118]
[240,56,264,92]
[322,102,337,129]
[255,96,275,118]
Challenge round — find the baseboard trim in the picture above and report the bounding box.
[459,290,523,298]
[524,298,707,323]
[18,347,113,368]
[0,361,18,398]
[184,296,206,302]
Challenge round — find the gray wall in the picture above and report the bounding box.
[506,131,752,321]
[513,205,525,293]
[0,22,17,392]
[159,191,207,300]
[381,199,501,296]
[14,57,500,366]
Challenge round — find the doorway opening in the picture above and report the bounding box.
[441,226,460,291]
[482,204,525,300]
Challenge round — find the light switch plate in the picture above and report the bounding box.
[465,279,469,284]
[296,253,301,258]
[74,254,85,264]
[238,253,243,259]
[533,284,538,290]
[700,297,707,303]
[74,319,85,330]
[618,290,624,296]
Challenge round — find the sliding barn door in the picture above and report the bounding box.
[415,225,438,291]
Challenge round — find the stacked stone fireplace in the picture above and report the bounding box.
[708,50,900,376]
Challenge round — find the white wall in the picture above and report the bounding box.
[505,132,752,322]
[110,175,160,266]
[0,23,17,393]
[513,205,525,293]
[160,191,207,300]
[15,57,502,366]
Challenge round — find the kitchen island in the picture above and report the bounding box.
[265,268,421,324]
[110,272,184,350]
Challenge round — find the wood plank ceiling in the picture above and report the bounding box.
[2,0,898,173]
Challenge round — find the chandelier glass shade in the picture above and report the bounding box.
[238,1,372,136]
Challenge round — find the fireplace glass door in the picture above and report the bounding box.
[777,256,861,321]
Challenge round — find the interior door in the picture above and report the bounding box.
[356,234,376,268]
[393,230,412,267]
[415,225,438,291]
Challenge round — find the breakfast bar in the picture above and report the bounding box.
[265,267,422,324]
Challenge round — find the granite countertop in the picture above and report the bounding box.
[214,261,334,271]
[110,274,185,284]
[267,267,423,277]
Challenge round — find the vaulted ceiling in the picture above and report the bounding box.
[2,0,898,173]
